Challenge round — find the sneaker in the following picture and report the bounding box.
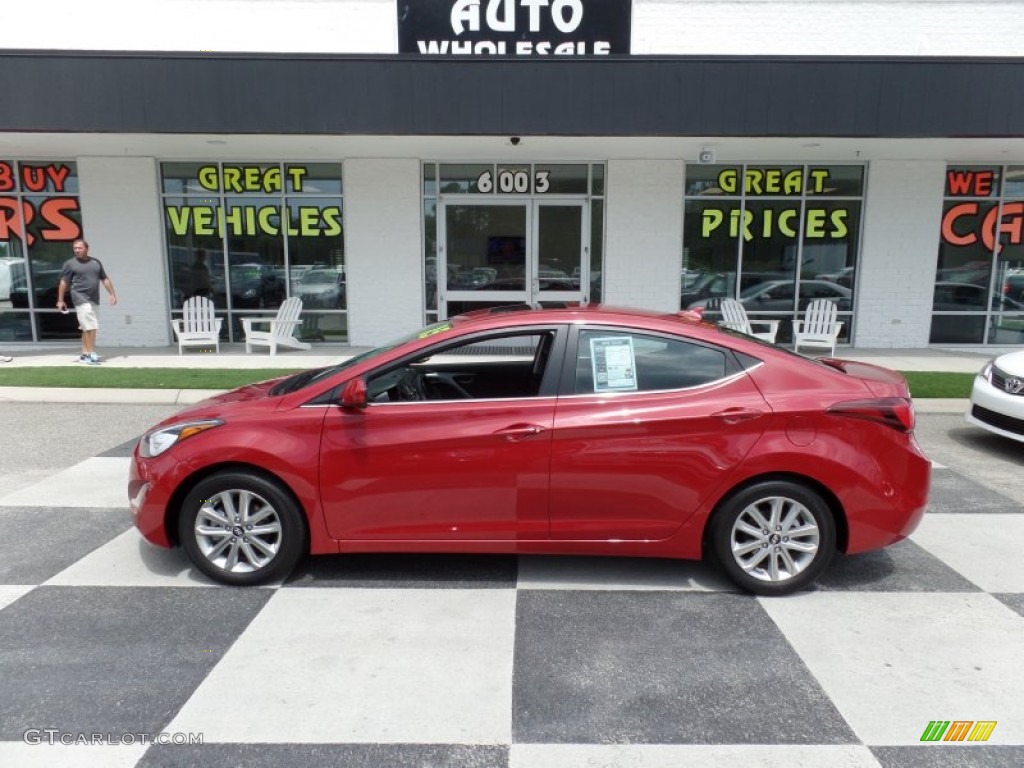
[77,354,89,363]
[89,353,100,364]
[0,356,12,363]
[87,358,101,365]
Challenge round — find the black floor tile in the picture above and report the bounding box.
[0,507,131,584]
[512,590,856,744]
[0,586,271,739]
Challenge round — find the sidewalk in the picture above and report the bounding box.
[0,343,990,411]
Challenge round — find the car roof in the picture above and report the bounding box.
[449,304,711,335]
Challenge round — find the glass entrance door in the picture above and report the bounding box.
[439,200,587,318]
[534,202,587,305]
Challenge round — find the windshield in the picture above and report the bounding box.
[230,265,263,281]
[739,281,780,299]
[270,320,455,395]
[301,270,338,284]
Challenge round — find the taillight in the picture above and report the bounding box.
[827,397,915,432]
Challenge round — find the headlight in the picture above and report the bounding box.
[980,359,994,380]
[139,419,224,458]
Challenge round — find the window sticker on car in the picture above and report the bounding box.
[590,336,638,392]
[418,323,452,339]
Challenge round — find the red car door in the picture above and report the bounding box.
[320,398,554,541]
[318,328,563,541]
[549,328,771,540]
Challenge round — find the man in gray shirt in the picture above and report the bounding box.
[57,239,118,364]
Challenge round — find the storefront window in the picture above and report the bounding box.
[931,166,1024,345]
[160,162,345,343]
[682,164,863,346]
[0,160,83,342]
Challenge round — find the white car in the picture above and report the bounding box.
[293,268,345,308]
[967,350,1024,443]
[0,257,25,301]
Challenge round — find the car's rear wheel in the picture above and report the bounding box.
[711,480,835,596]
[179,471,306,585]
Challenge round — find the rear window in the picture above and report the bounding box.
[574,329,730,394]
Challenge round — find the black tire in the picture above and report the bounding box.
[178,471,307,586]
[710,480,835,596]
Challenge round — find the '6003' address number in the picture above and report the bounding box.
[476,170,551,194]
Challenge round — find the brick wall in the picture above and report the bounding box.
[77,157,170,347]
[634,1,1020,56]
[604,159,685,312]
[344,158,423,347]
[8,1,1018,56]
[855,160,946,347]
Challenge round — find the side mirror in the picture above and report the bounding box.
[340,377,368,409]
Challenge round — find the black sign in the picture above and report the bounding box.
[397,0,632,57]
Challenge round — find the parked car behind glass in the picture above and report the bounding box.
[9,267,80,337]
[294,268,346,309]
[212,263,285,309]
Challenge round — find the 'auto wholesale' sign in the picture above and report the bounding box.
[397,0,632,56]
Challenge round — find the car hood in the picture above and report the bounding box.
[993,350,1024,376]
[148,377,288,429]
[817,358,911,398]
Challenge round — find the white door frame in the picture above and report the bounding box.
[437,196,589,317]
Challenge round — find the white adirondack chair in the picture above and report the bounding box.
[171,296,223,354]
[242,296,312,355]
[719,298,780,343]
[793,298,844,356]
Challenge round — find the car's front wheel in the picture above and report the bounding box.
[710,480,835,596]
[179,471,306,585]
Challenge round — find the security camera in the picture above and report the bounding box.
[510,136,521,146]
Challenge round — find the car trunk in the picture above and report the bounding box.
[818,359,911,399]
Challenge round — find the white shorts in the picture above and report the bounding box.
[75,302,99,331]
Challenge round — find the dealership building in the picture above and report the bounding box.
[1,0,1023,350]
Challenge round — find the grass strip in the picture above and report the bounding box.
[0,366,976,397]
[901,371,975,400]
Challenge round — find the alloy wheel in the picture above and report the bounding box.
[729,495,821,583]
[193,488,283,574]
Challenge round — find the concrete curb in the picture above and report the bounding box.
[0,386,225,405]
[912,398,970,414]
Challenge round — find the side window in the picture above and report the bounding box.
[575,329,728,394]
[367,331,555,402]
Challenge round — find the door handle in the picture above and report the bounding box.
[494,423,546,442]
[710,408,765,424]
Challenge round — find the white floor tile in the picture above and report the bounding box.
[0,458,131,508]
[0,585,35,611]
[516,555,731,591]
[761,592,1024,745]
[511,744,882,768]
[0,743,145,768]
[167,588,516,743]
[912,513,1024,592]
[45,529,218,587]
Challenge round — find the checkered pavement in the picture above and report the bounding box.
[1,437,1022,768]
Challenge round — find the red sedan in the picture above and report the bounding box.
[129,305,930,595]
